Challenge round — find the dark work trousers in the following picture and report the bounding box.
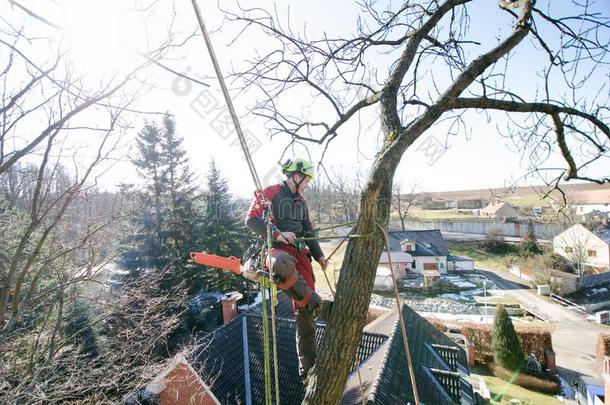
[270,245,316,379]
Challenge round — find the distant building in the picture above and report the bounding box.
[378,230,474,278]
[421,199,454,210]
[575,204,610,216]
[456,199,486,209]
[580,209,610,224]
[479,201,517,219]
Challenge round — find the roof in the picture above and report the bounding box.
[595,227,610,244]
[191,293,474,404]
[447,255,474,262]
[480,201,512,215]
[192,303,387,404]
[555,223,610,245]
[342,305,474,404]
[386,229,449,257]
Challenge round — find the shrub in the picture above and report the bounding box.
[461,322,552,367]
[519,222,542,257]
[425,317,449,332]
[492,306,524,370]
[491,363,561,394]
[482,229,510,253]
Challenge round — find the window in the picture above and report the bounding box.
[587,250,597,258]
[401,241,414,252]
[565,247,573,253]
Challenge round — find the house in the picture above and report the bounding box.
[553,224,610,273]
[581,209,610,224]
[479,201,518,219]
[575,203,610,216]
[378,230,474,277]
[456,198,486,209]
[151,292,475,405]
[421,199,456,210]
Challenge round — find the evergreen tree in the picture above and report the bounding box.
[121,115,202,272]
[201,160,249,291]
[65,300,99,357]
[520,222,542,257]
[491,305,523,371]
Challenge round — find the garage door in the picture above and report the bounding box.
[423,262,438,270]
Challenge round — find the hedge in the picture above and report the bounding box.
[491,363,561,395]
[596,333,610,370]
[459,323,553,367]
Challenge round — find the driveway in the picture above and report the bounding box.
[475,268,609,396]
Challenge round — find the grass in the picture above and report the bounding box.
[484,375,562,405]
[404,208,476,220]
[447,241,518,270]
[501,194,549,208]
[475,295,520,305]
[470,365,562,405]
[313,241,347,294]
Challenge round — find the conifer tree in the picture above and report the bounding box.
[121,115,202,273]
[491,305,523,371]
[201,160,249,291]
[520,221,542,257]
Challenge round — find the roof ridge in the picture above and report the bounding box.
[360,314,400,403]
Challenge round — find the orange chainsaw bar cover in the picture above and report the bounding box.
[190,252,242,275]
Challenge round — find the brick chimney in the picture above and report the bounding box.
[221,292,243,325]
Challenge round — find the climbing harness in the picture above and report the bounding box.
[189,2,420,403]
[189,1,278,403]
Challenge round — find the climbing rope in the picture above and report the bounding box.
[315,225,365,405]
[377,223,420,405]
[190,4,419,403]
[319,222,420,404]
[190,2,279,403]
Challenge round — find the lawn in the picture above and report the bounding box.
[484,375,562,405]
[447,241,518,270]
[404,208,476,220]
[475,295,520,306]
[313,241,347,294]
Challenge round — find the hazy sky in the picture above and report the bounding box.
[3,0,609,197]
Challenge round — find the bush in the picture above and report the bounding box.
[492,306,524,370]
[461,322,553,367]
[491,363,561,394]
[482,229,511,253]
[519,222,542,257]
[425,317,449,332]
[65,300,99,357]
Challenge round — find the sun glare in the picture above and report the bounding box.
[63,0,140,80]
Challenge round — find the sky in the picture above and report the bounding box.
[2,0,609,198]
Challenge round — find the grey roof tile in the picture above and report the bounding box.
[387,229,449,257]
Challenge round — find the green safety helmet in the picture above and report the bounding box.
[281,158,315,180]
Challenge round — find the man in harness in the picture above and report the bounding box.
[245,157,327,384]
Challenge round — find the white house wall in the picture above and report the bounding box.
[553,224,610,268]
[415,256,448,274]
[378,252,448,274]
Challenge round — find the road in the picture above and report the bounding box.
[477,268,609,398]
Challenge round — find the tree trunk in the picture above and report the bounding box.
[303,156,396,403]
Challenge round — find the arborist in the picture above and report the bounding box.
[245,157,329,385]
